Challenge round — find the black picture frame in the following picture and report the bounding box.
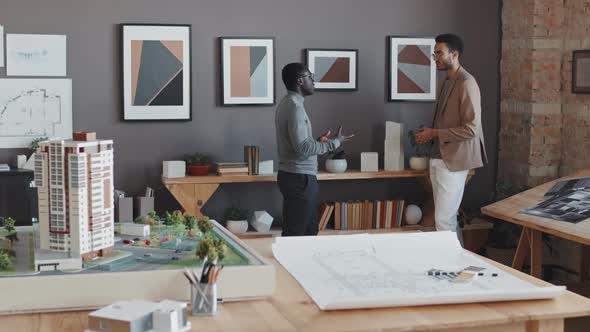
[120,23,192,121]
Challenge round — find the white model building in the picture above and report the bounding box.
[34,132,115,262]
[384,121,404,171]
[86,300,190,332]
[119,223,150,237]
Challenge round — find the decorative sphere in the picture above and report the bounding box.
[405,204,422,225]
[325,159,347,173]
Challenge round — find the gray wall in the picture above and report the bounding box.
[0,0,500,221]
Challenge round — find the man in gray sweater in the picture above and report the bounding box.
[275,63,353,236]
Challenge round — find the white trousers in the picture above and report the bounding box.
[429,159,468,241]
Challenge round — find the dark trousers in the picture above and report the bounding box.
[277,171,319,236]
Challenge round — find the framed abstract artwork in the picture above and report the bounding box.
[572,50,590,94]
[305,49,358,90]
[220,37,275,106]
[121,24,192,121]
[388,36,436,101]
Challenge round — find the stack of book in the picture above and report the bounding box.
[216,162,249,176]
[331,199,406,231]
[244,145,259,175]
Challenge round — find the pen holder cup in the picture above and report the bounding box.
[190,283,217,316]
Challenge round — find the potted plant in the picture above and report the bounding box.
[325,148,347,173]
[224,207,251,234]
[407,128,431,170]
[23,136,49,170]
[185,153,212,176]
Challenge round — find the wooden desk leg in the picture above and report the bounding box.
[526,318,563,332]
[580,245,590,282]
[530,229,543,279]
[194,184,219,218]
[513,228,530,271]
[166,183,219,217]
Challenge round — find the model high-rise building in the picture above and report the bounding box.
[34,132,114,261]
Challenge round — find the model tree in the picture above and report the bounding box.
[184,214,196,232]
[164,210,185,226]
[0,251,12,271]
[3,217,18,245]
[195,216,227,262]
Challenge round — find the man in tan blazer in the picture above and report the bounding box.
[415,33,487,240]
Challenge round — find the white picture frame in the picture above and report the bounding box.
[306,49,358,90]
[220,37,275,106]
[121,24,192,121]
[6,34,67,76]
[388,37,436,101]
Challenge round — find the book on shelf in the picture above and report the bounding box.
[243,145,260,175]
[326,199,407,231]
[0,164,9,171]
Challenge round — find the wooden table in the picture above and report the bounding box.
[3,236,590,331]
[481,169,590,279]
[162,169,436,226]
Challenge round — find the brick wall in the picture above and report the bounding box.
[499,0,590,188]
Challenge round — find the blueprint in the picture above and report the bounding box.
[272,231,564,310]
[0,79,72,148]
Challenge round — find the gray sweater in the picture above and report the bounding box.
[275,92,340,175]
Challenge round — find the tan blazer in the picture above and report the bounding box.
[432,66,487,172]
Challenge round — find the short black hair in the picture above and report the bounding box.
[435,33,464,57]
[282,63,308,89]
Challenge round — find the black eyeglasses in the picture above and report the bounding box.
[300,73,315,80]
[432,50,450,59]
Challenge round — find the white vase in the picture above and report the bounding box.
[226,219,248,234]
[325,159,347,173]
[409,157,429,171]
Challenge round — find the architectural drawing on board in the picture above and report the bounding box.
[0,79,72,148]
[6,34,67,76]
[33,132,115,269]
[272,231,564,310]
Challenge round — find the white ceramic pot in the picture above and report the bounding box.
[409,157,429,171]
[325,159,347,173]
[226,219,248,234]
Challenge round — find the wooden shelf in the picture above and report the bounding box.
[162,169,427,185]
[162,169,434,228]
[236,225,435,239]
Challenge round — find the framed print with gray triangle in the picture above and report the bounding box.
[220,37,275,106]
[388,36,435,101]
[121,24,192,121]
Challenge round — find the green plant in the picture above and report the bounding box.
[408,128,431,157]
[194,214,227,261]
[134,211,159,225]
[3,217,15,233]
[0,251,12,271]
[327,148,346,160]
[184,214,196,230]
[29,137,48,156]
[163,210,185,226]
[3,217,18,244]
[184,153,211,166]
[224,207,250,221]
[197,216,213,234]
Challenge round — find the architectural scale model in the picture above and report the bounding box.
[86,299,191,332]
[34,132,114,269]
